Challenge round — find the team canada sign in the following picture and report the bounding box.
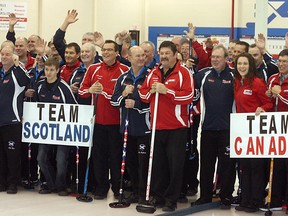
[22,102,94,147]
[230,112,288,158]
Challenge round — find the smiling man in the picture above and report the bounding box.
[192,44,235,209]
[0,41,30,194]
[79,40,129,200]
[59,42,81,84]
[139,41,194,212]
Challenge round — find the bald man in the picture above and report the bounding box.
[111,46,151,204]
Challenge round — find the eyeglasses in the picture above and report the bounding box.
[101,48,115,52]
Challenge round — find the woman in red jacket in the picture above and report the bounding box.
[234,52,273,213]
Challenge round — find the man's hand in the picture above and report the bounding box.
[186,58,196,68]
[88,80,103,94]
[9,13,17,26]
[115,30,130,45]
[122,84,134,97]
[183,22,196,40]
[125,99,135,108]
[255,107,265,116]
[151,82,167,94]
[255,33,266,54]
[25,89,35,98]
[94,31,104,48]
[60,9,79,31]
[13,54,19,66]
[271,85,281,96]
[35,39,47,56]
[70,82,79,93]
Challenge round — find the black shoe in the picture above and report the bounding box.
[235,205,249,211]
[191,197,212,206]
[39,184,52,194]
[231,196,241,206]
[162,201,177,212]
[245,204,259,213]
[149,196,165,208]
[187,188,198,196]
[58,190,69,196]
[177,193,188,203]
[94,193,107,200]
[7,184,17,194]
[220,197,231,209]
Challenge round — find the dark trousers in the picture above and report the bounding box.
[240,158,268,206]
[125,134,150,198]
[182,115,200,194]
[151,128,187,204]
[270,159,288,205]
[21,142,38,182]
[92,124,122,195]
[37,144,69,191]
[200,130,236,202]
[0,123,22,186]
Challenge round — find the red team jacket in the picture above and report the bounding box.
[267,73,288,112]
[234,76,273,113]
[139,61,194,130]
[79,61,129,125]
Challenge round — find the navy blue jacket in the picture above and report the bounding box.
[36,77,77,105]
[194,65,234,131]
[0,65,30,126]
[111,67,150,136]
[69,64,91,105]
[257,52,278,83]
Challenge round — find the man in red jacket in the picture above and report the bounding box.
[139,41,194,211]
[79,40,129,199]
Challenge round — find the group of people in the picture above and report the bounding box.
[1,9,288,213]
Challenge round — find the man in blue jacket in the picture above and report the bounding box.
[0,41,30,194]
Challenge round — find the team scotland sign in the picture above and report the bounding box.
[22,102,94,147]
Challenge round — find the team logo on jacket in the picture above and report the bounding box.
[165,79,176,85]
[243,89,252,95]
[8,141,15,150]
[3,79,9,84]
[52,95,61,100]
[75,77,81,81]
[222,80,231,84]
[152,78,159,82]
[207,78,214,82]
[138,144,146,155]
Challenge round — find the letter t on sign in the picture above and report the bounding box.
[37,103,45,121]
[247,115,255,134]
